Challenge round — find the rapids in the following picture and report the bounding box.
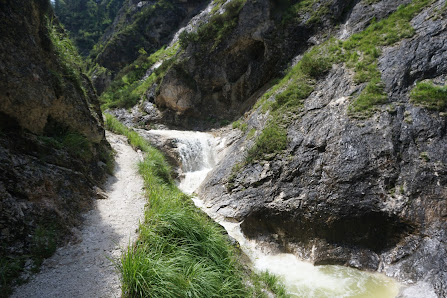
[143,128,401,298]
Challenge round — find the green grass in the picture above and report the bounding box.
[105,115,245,296]
[258,0,434,120]
[340,0,434,115]
[251,271,289,298]
[280,0,340,26]
[47,17,87,96]
[100,44,180,110]
[38,131,94,161]
[232,120,248,132]
[246,123,288,164]
[30,225,58,261]
[105,114,289,297]
[410,81,447,111]
[0,257,24,297]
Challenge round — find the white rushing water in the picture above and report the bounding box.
[142,129,221,194]
[145,129,401,297]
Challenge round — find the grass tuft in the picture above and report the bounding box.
[246,123,288,164]
[410,81,447,111]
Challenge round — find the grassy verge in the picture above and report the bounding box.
[104,114,288,297]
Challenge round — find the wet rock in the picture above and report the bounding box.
[199,0,447,295]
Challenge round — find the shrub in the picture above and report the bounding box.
[300,54,331,78]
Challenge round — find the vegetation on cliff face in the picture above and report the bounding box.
[410,80,447,111]
[179,0,247,50]
[224,0,439,197]
[104,115,288,297]
[100,43,180,109]
[262,0,435,118]
[53,0,124,56]
[47,17,87,96]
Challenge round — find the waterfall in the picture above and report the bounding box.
[142,129,221,194]
[143,128,401,297]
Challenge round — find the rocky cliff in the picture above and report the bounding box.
[0,0,111,294]
[89,0,208,94]
[196,0,447,296]
[92,0,446,296]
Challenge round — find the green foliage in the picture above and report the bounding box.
[0,257,24,297]
[100,44,180,110]
[246,123,288,163]
[348,78,387,116]
[410,81,447,111]
[281,0,334,25]
[104,114,250,297]
[53,0,125,56]
[247,128,256,139]
[339,0,434,116]
[90,0,177,61]
[232,120,248,132]
[61,132,93,160]
[299,54,331,78]
[258,0,434,120]
[31,225,58,260]
[227,162,244,191]
[179,0,246,50]
[251,271,289,298]
[39,130,93,161]
[48,18,86,95]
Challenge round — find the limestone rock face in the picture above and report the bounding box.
[199,0,447,296]
[0,1,104,143]
[92,0,208,74]
[0,0,110,290]
[155,0,359,127]
[156,67,197,114]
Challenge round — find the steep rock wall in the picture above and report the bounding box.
[199,0,447,296]
[0,0,111,292]
[91,0,208,75]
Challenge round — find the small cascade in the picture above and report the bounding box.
[142,128,401,297]
[142,129,221,194]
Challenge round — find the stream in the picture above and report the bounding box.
[144,129,401,298]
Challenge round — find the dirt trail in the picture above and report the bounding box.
[12,132,146,298]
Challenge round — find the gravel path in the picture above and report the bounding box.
[12,132,146,298]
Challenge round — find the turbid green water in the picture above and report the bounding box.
[255,253,399,298]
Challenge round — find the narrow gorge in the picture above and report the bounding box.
[1,0,446,297]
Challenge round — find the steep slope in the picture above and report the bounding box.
[0,0,111,295]
[89,0,208,88]
[197,0,447,296]
[53,0,125,56]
